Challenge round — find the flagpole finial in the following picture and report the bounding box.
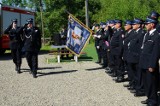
[64,10,70,15]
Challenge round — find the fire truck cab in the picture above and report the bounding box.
[0,4,35,54]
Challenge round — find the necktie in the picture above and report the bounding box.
[141,32,149,49]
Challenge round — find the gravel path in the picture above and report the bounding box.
[0,53,146,106]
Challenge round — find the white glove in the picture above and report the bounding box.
[128,42,130,47]
[97,46,100,49]
[97,35,101,38]
[93,34,98,37]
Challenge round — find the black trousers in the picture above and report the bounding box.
[111,54,123,77]
[108,51,115,70]
[100,48,108,67]
[11,48,22,66]
[141,68,159,105]
[135,67,144,92]
[124,61,130,80]
[127,62,138,87]
[25,51,38,74]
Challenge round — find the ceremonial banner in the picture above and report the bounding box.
[66,14,92,55]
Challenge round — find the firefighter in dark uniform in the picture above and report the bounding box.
[140,16,160,106]
[110,19,124,82]
[97,22,109,68]
[122,20,135,87]
[105,20,115,74]
[126,18,145,96]
[23,18,42,78]
[93,24,103,64]
[149,11,160,33]
[60,26,68,58]
[4,19,23,73]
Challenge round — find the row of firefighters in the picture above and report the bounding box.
[92,11,160,106]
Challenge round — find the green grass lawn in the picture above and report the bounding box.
[82,43,97,62]
[4,43,98,63]
[42,43,98,63]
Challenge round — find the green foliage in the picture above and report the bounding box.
[93,0,160,23]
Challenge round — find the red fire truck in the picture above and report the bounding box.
[0,4,35,54]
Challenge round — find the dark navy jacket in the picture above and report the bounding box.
[122,29,135,61]
[4,25,23,49]
[110,28,124,56]
[139,30,160,69]
[127,28,145,63]
[98,29,111,50]
[94,29,103,47]
[23,26,41,52]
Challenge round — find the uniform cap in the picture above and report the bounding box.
[114,19,122,24]
[144,16,157,24]
[100,22,105,26]
[12,18,17,23]
[150,11,159,19]
[132,18,142,25]
[95,24,100,27]
[27,18,33,24]
[124,20,132,26]
[109,20,115,24]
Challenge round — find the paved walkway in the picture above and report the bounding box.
[0,53,146,106]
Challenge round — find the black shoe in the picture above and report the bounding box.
[134,92,145,97]
[124,77,129,81]
[127,86,134,90]
[32,74,37,78]
[141,100,148,104]
[17,66,21,74]
[130,89,136,93]
[123,84,130,87]
[17,70,21,74]
[102,65,107,68]
[105,67,110,70]
[112,77,117,81]
[115,77,125,83]
[32,70,37,78]
[110,73,117,77]
[106,70,112,74]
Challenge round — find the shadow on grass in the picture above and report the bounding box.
[37,70,78,77]
[78,56,93,62]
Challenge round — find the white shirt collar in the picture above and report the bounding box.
[136,28,140,32]
[128,29,132,34]
[149,29,156,35]
[117,28,121,31]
